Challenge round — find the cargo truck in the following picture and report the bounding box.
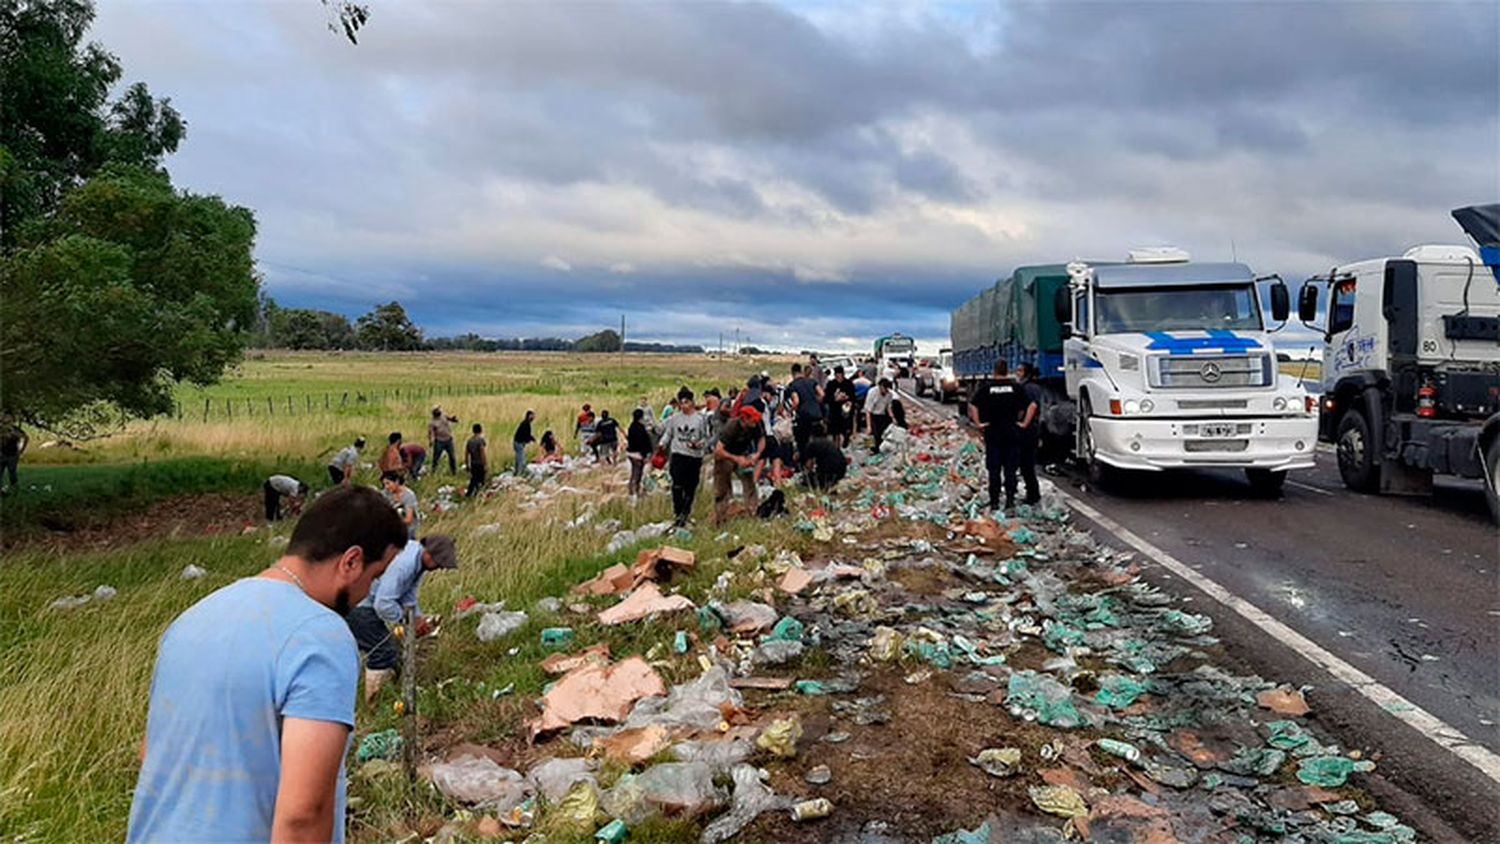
[1297,204,1500,522]
[950,250,1318,494]
[873,334,916,378]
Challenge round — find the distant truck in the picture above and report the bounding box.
[936,348,960,402]
[873,334,916,378]
[1297,204,1500,521]
[950,250,1318,494]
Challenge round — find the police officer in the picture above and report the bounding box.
[967,360,1039,512]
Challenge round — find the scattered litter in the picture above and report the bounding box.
[804,764,832,785]
[1028,784,1088,819]
[476,610,529,642]
[528,656,665,739]
[636,761,724,817]
[969,747,1022,778]
[1256,686,1311,716]
[426,755,532,811]
[597,582,696,626]
[790,797,833,821]
[755,716,802,758]
[355,729,403,763]
[179,565,206,580]
[541,643,611,675]
[1297,755,1375,787]
[701,764,793,842]
[48,584,117,610]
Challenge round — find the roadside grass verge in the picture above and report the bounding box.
[0,457,323,540]
[0,449,812,842]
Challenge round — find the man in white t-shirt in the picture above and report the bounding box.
[264,474,309,522]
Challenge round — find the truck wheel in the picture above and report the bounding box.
[1484,441,1499,526]
[1335,409,1380,493]
[1245,468,1287,498]
[1078,408,1113,488]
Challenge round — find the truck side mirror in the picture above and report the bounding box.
[1270,281,1290,323]
[1053,287,1071,326]
[1297,284,1318,324]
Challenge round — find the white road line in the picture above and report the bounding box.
[1287,480,1335,496]
[1055,488,1500,786]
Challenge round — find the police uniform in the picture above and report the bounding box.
[971,377,1039,510]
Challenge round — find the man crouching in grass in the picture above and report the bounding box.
[127,486,407,844]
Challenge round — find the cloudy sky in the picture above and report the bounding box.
[92,1,1497,351]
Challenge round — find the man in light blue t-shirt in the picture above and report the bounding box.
[128,486,408,844]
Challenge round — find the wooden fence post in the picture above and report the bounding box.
[401,607,418,782]
[203,398,210,422]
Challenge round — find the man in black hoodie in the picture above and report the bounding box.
[512,410,536,475]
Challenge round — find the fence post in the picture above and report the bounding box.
[287,395,293,415]
[401,607,418,782]
[203,398,210,422]
[267,396,274,416]
[227,399,233,420]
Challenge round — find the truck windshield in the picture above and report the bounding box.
[884,340,914,354]
[1094,285,1263,334]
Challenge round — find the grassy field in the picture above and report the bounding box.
[0,351,804,843]
[25,351,784,465]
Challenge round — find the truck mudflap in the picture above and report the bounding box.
[1089,416,1318,472]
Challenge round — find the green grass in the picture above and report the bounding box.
[0,456,322,539]
[0,442,810,842]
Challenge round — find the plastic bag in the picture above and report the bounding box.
[475,610,528,642]
[636,761,724,817]
[427,756,532,811]
[549,780,601,830]
[700,764,793,843]
[623,666,741,732]
[526,756,596,802]
[601,773,654,825]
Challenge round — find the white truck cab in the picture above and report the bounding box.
[1298,210,1500,521]
[1060,251,1319,494]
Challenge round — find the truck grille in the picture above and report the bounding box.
[1184,439,1249,452]
[1177,399,1248,410]
[1151,355,1270,389]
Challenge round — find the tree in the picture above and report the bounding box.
[356,301,422,351]
[574,329,622,353]
[1,166,258,434]
[0,0,185,247]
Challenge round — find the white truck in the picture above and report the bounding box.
[1296,204,1500,521]
[1057,249,1319,494]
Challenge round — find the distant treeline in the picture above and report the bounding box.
[253,298,704,353]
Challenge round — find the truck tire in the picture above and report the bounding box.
[1078,404,1113,489]
[1484,440,1500,526]
[1245,468,1287,498]
[1335,408,1380,493]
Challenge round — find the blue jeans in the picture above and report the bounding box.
[513,442,527,474]
[432,439,457,474]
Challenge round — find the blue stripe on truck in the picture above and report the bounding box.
[1144,330,1262,355]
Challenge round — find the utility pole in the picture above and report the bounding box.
[718,332,723,358]
[734,327,740,355]
[620,313,626,361]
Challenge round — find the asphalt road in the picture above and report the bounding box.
[904,391,1500,839]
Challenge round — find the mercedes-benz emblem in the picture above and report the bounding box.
[1200,362,1223,382]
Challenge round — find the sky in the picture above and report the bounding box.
[90,0,1498,353]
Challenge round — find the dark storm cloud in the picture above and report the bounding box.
[89,0,1498,348]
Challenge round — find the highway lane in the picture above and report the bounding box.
[903,391,1500,838]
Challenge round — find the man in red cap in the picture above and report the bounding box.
[711,405,766,523]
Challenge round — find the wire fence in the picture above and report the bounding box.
[176,381,567,422]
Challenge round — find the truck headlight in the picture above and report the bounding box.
[1139,399,1154,413]
[1123,399,1140,414]
[1272,396,1288,411]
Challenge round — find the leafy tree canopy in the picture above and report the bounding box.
[1,165,258,434]
[0,0,186,246]
[355,301,423,351]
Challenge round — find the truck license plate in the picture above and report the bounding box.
[1201,423,1236,438]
